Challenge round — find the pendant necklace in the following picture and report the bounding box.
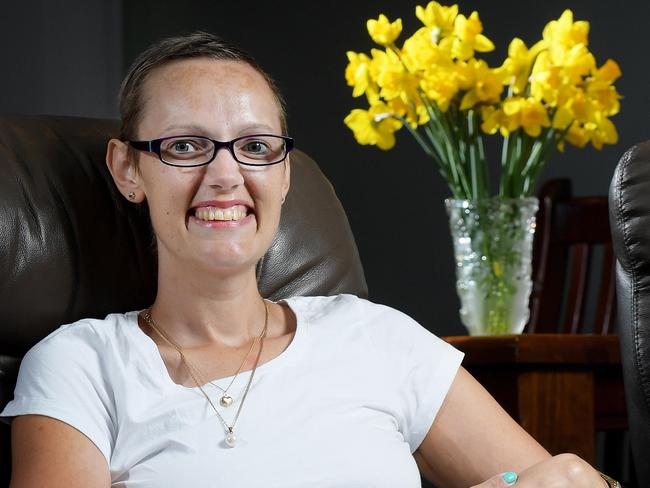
[182,333,259,407]
[141,300,268,447]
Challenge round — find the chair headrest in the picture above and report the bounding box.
[0,114,367,355]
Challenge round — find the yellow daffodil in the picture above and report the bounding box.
[501,38,546,95]
[518,98,551,137]
[543,10,589,51]
[367,14,403,46]
[370,48,419,103]
[387,96,430,127]
[593,58,622,85]
[586,59,622,116]
[484,97,550,137]
[589,115,618,149]
[562,90,590,123]
[402,27,449,71]
[345,51,373,97]
[552,104,574,130]
[481,106,513,137]
[560,89,619,150]
[420,65,459,112]
[345,3,621,198]
[457,59,505,110]
[556,43,595,85]
[563,124,589,148]
[529,51,577,107]
[344,103,403,150]
[415,1,458,42]
[565,112,618,150]
[451,11,494,60]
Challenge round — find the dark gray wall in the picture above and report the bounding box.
[1,0,648,336]
[122,0,650,336]
[0,0,122,118]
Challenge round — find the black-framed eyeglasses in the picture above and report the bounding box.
[128,134,294,168]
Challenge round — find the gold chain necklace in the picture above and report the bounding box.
[140,301,268,448]
[180,329,259,407]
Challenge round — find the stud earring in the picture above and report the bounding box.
[127,192,136,200]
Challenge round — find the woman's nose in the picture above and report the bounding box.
[203,147,245,190]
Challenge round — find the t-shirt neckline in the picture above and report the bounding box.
[126,297,305,392]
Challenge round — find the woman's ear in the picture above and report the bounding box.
[281,156,291,202]
[106,139,145,203]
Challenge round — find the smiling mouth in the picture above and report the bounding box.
[192,205,250,222]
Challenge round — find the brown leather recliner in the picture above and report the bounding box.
[0,114,368,484]
[610,141,650,488]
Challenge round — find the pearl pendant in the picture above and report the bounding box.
[219,395,233,407]
[225,430,237,448]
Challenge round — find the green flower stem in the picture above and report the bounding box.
[501,131,519,198]
[467,109,488,199]
[512,133,535,195]
[422,123,452,169]
[421,125,462,196]
[519,134,548,195]
[436,105,472,198]
[500,134,512,197]
[521,127,563,196]
[519,139,544,195]
[499,84,515,198]
[477,134,489,198]
[393,50,472,198]
[392,112,462,197]
[409,128,458,195]
[419,91,471,198]
[510,132,523,197]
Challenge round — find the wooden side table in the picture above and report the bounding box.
[443,334,626,463]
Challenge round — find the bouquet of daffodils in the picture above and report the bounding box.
[344,2,622,199]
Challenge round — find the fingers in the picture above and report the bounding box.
[470,454,610,487]
[470,471,518,488]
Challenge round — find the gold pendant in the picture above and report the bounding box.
[220,394,233,407]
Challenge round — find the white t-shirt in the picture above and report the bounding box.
[2,294,463,487]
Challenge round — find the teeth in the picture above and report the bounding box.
[194,205,248,221]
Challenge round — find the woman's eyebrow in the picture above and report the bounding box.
[158,123,279,137]
[159,124,209,135]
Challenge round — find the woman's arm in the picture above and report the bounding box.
[415,367,606,487]
[10,415,110,488]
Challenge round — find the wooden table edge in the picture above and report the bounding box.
[442,333,621,365]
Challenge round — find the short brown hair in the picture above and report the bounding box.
[119,31,288,157]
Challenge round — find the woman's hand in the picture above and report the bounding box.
[470,454,608,487]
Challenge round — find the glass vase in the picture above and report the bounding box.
[445,197,539,335]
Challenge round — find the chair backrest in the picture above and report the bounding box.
[609,141,650,488]
[528,178,616,334]
[0,114,368,485]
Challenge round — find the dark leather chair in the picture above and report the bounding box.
[610,141,650,488]
[0,114,368,485]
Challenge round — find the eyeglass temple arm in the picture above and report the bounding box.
[129,140,156,152]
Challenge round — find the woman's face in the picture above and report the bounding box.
[133,58,290,274]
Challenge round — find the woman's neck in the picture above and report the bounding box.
[150,263,267,348]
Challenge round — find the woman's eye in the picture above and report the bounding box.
[242,140,269,154]
[171,141,196,153]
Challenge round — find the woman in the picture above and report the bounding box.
[2,32,615,487]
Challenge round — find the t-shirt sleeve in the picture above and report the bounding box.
[0,322,115,463]
[367,302,464,453]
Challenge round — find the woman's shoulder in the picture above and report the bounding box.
[24,310,140,365]
[284,293,424,335]
[284,293,381,318]
[284,294,459,373]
